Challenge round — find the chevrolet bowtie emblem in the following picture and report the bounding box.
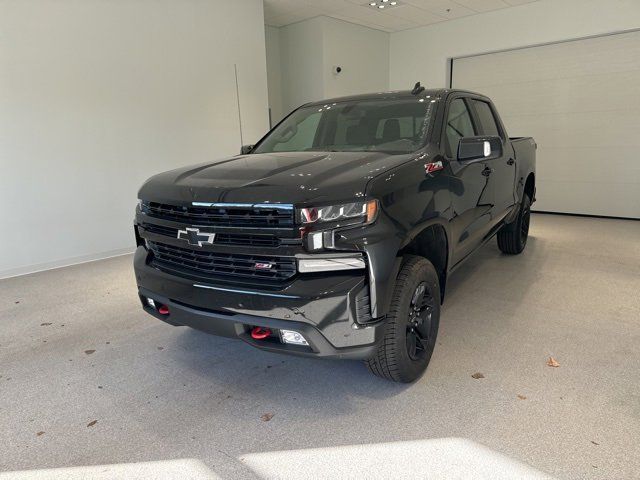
[177,227,215,247]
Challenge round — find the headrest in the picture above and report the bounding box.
[346,124,368,145]
[382,119,400,143]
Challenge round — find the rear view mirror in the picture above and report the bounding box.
[240,144,254,155]
[458,136,502,162]
[275,124,298,143]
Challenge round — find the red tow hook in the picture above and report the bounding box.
[157,305,170,315]
[251,326,271,340]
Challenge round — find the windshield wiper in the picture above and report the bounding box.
[305,147,340,152]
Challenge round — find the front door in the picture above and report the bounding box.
[445,97,494,266]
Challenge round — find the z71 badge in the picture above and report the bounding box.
[425,161,444,175]
[254,263,273,270]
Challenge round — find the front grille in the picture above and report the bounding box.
[142,202,294,228]
[148,241,296,286]
[142,224,280,248]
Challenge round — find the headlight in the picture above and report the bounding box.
[137,199,149,214]
[298,200,378,226]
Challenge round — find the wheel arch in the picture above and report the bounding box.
[524,172,535,202]
[398,221,450,302]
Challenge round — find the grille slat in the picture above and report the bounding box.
[148,241,296,286]
[142,202,294,228]
[142,224,281,248]
[154,251,291,272]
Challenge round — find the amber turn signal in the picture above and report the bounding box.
[366,199,378,223]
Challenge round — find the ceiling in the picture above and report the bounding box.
[264,0,540,32]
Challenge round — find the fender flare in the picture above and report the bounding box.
[377,217,451,315]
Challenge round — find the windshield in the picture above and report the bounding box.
[253,98,437,155]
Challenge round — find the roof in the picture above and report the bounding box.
[305,88,489,107]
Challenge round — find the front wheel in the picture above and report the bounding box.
[497,193,531,254]
[366,255,440,383]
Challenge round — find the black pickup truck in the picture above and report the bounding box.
[134,88,536,382]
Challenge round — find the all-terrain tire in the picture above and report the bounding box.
[497,194,531,254]
[366,255,440,383]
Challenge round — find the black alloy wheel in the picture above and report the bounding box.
[520,201,531,247]
[406,282,436,361]
[366,255,441,383]
[497,193,531,254]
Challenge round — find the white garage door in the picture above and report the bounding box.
[452,31,640,219]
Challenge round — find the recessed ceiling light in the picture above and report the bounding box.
[365,0,400,10]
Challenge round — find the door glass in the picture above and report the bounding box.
[472,100,501,137]
[445,99,476,157]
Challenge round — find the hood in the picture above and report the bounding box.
[138,151,413,206]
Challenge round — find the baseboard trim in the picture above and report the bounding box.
[532,210,639,221]
[0,248,135,280]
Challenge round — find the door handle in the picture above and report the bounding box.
[481,167,493,177]
[507,158,515,165]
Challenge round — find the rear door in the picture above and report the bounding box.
[444,96,494,266]
[469,98,516,220]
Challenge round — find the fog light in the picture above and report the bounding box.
[146,297,156,308]
[280,330,309,346]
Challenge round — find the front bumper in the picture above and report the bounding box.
[134,247,385,359]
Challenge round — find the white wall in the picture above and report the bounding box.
[265,25,284,126]
[390,0,640,89]
[279,18,325,115]
[0,0,270,279]
[275,16,389,116]
[322,17,389,100]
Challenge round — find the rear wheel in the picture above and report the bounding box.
[366,255,440,383]
[497,193,531,254]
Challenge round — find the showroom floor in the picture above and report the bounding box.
[1,214,638,480]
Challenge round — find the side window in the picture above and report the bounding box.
[445,98,476,157]
[272,112,322,152]
[472,100,501,137]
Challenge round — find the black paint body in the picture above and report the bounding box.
[134,89,536,359]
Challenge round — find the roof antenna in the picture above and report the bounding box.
[411,81,425,95]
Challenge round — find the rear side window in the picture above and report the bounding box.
[472,100,501,137]
[445,98,476,157]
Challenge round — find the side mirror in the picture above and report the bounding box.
[240,144,254,155]
[457,136,502,162]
